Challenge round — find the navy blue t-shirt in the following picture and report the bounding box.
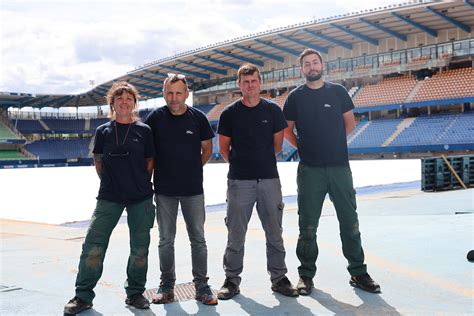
[93,121,155,205]
[218,98,287,180]
[283,82,354,167]
[144,106,214,196]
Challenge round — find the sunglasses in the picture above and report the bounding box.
[167,73,186,79]
[108,145,129,157]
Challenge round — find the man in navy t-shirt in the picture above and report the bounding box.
[144,73,217,305]
[284,48,381,295]
[217,63,298,300]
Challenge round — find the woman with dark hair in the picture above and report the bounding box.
[64,81,155,314]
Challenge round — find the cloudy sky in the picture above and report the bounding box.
[1,0,403,95]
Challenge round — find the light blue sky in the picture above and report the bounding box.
[1,0,403,95]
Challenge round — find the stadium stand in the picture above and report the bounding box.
[411,68,474,102]
[25,139,91,159]
[42,118,86,134]
[12,119,47,134]
[389,112,474,147]
[1,1,473,166]
[349,119,403,148]
[353,76,417,107]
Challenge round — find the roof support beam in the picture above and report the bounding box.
[463,0,474,9]
[42,95,74,108]
[177,60,227,76]
[330,23,378,46]
[277,34,328,54]
[193,54,240,70]
[254,39,301,57]
[21,96,49,107]
[391,12,437,37]
[359,18,407,41]
[302,29,353,50]
[128,74,164,85]
[212,49,264,67]
[127,81,162,93]
[425,7,471,33]
[233,44,284,62]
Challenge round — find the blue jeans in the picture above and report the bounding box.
[155,194,209,290]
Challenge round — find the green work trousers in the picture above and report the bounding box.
[74,198,155,304]
[296,163,367,278]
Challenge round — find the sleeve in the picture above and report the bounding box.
[143,126,155,159]
[272,104,288,133]
[217,107,232,137]
[283,92,297,121]
[198,111,215,141]
[92,126,104,154]
[337,85,355,113]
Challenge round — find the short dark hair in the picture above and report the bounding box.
[299,48,323,66]
[237,63,261,82]
[164,73,188,91]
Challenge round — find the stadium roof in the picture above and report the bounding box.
[1,0,473,109]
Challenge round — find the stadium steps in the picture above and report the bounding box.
[38,119,50,131]
[435,114,459,143]
[383,117,416,146]
[347,121,370,144]
[405,80,424,103]
[85,118,91,131]
[88,137,95,156]
[348,86,359,98]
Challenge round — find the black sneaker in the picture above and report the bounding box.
[297,276,314,295]
[217,278,240,300]
[152,284,175,304]
[271,276,299,297]
[350,273,381,293]
[64,296,92,315]
[125,293,150,309]
[195,285,218,305]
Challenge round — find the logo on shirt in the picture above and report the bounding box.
[186,130,194,135]
[132,138,139,142]
[262,119,268,123]
[324,103,332,108]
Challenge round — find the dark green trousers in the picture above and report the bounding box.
[296,163,367,278]
[75,198,155,304]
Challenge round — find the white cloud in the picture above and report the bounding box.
[1,0,403,95]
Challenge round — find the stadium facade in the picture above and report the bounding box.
[0,0,473,168]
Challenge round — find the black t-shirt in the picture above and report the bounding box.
[283,82,354,167]
[93,121,155,205]
[144,106,214,196]
[218,98,287,180]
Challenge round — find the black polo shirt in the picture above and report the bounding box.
[283,82,354,167]
[218,98,287,180]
